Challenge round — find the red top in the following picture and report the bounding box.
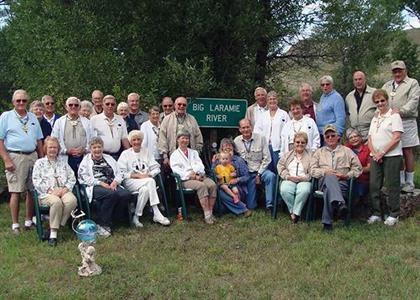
[345,143,370,183]
[302,102,316,122]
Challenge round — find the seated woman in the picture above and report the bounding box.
[367,89,403,226]
[211,138,251,217]
[32,137,77,246]
[118,130,170,227]
[78,137,132,237]
[345,128,370,202]
[277,132,312,223]
[170,129,217,224]
[117,101,139,133]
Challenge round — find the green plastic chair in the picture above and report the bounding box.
[306,177,354,226]
[32,184,83,241]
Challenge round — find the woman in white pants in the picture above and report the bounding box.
[118,130,170,227]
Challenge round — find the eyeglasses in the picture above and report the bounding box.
[44,102,55,106]
[321,83,331,87]
[295,141,307,145]
[349,135,359,139]
[104,102,116,107]
[325,134,337,139]
[16,99,28,103]
[177,103,187,107]
[374,99,386,104]
[68,103,79,108]
[163,105,173,108]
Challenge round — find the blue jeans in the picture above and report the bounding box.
[246,170,276,209]
[218,190,248,215]
[268,145,280,174]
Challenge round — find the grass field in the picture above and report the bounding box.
[0,200,419,299]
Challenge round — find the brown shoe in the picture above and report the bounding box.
[243,210,252,218]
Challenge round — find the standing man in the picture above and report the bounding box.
[316,75,346,141]
[345,71,376,141]
[158,96,203,167]
[127,92,148,128]
[0,90,44,234]
[52,97,94,174]
[382,60,420,192]
[234,119,276,210]
[299,83,317,122]
[160,96,174,121]
[245,87,268,127]
[90,95,130,160]
[42,95,61,128]
[90,89,104,117]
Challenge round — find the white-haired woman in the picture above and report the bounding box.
[78,137,132,237]
[32,137,77,246]
[117,101,139,133]
[80,100,93,119]
[118,130,170,227]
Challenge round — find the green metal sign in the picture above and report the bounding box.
[187,97,248,128]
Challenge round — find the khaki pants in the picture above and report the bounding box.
[5,152,37,193]
[40,192,77,229]
[182,178,217,200]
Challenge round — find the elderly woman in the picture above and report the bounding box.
[254,91,290,173]
[367,89,404,226]
[32,137,77,246]
[211,138,252,217]
[170,129,217,224]
[117,101,139,133]
[30,100,52,140]
[280,98,320,157]
[278,132,312,223]
[345,128,370,201]
[80,100,93,119]
[78,137,132,237]
[140,106,161,161]
[118,130,170,227]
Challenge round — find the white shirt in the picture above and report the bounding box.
[170,148,205,180]
[254,108,290,151]
[368,109,404,157]
[140,120,160,159]
[90,113,128,153]
[44,113,58,127]
[280,115,320,156]
[253,104,269,126]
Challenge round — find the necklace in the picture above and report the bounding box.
[67,115,80,138]
[14,110,29,133]
[48,159,62,187]
[105,117,114,138]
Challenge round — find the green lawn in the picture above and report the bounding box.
[0,201,418,299]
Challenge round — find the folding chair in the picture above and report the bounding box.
[306,177,354,226]
[32,184,83,241]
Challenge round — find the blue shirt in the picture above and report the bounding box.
[0,110,43,152]
[316,90,346,135]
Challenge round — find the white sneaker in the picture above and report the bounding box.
[96,225,111,238]
[367,215,382,224]
[132,216,144,228]
[401,183,414,193]
[153,215,170,226]
[384,216,398,226]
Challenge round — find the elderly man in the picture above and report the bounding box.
[90,95,130,160]
[0,90,44,234]
[90,89,104,117]
[245,87,268,127]
[345,71,376,141]
[382,60,420,193]
[299,83,317,121]
[234,119,276,210]
[316,76,346,141]
[42,95,61,128]
[140,106,161,161]
[52,97,94,174]
[310,124,362,231]
[158,96,203,166]
[127,92,148,128]
[160,96,174,121]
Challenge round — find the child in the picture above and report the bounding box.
[214,152,240,203]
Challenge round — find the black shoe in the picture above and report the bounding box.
[293,215,300,224]
[338,203,348,220]
[48,238,57,247]
[323,224,333,231]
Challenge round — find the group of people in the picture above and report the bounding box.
[0,60,418,245]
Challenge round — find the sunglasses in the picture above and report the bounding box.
[325,134,337,139]
[104,102,116,107]
[16,99,28,103]
[177,103,187,107]
[374,99,386,104]
[68,103,79,108]
[295,141,307,145]
[321,83,331,87]
[45,102,55,106]
[163,105,173,108]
